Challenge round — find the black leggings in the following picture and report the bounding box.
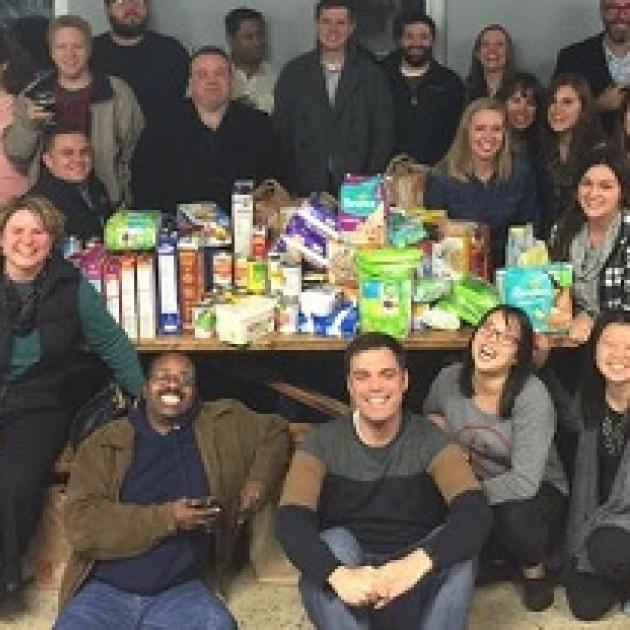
[565,526,630,621]
[490,482,568,567]
[0,406,71,587]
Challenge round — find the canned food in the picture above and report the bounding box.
[251,226,267,259]
[234,256,249,290]
[276,298,299,334]
[247,258,267,295]
[192,302,216,339]
[268,253,283,295]
[213,251,233,289]
[281,263,302,298]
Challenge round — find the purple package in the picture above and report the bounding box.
[283,215,328,267]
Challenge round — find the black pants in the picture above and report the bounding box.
[565,526,630,621]
[0,406,71,587]
[490,482,568,567]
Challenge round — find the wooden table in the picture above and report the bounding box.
[135,329,577,352]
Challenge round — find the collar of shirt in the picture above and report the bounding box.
[604,39,630,87]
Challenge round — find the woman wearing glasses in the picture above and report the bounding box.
[565,311,630,621]
[423,305,568,612]
[0,195,143,600]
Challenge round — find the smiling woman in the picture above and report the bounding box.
[423,304,568,611]
[0,195,143,600]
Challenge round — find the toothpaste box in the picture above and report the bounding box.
[338,175,386,246]
[136,254,157,339]
[120,254,138,340]
[78,242,106,293]
[156,231,181,335]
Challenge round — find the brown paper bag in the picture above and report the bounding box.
[385,154,427,211]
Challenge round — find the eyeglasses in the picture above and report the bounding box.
[150,372,195,387]
[603,3,630,14]
[111,0,146,5]
[476,324,519,346]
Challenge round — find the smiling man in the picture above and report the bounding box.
[277,332,491,630]
[55,351,290,630]
[381,10,463,166]
[274,0,394,194]
[92,0,189,121]
[31,129,111,241]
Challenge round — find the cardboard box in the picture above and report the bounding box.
[136,254,157,339]
[215,296,276,345]
[157,232,181,335]
[103,255,123,324]
[120,254,138,340]
[178,246,205,330]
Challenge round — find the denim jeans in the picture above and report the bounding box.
[54,578,237,630]
[299,527,475,630]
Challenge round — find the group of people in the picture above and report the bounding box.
[1,0,630,628]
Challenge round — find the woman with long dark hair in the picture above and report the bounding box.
[549,145,630,344]
[423,305,568,612]
[465,24,516,103]
[565,310,630,621]
[539,74,606,238]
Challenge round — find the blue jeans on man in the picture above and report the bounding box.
[300,527,475,630]
[54,578,236,630]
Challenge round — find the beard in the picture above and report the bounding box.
[401,46,432,68]
[606,22,630,45]
[109,14,148,38]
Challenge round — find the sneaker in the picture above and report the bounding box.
[523,576,554,612]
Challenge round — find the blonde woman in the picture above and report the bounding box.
[424,97,539,268]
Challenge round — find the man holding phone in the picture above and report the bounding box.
[54,352,290,629]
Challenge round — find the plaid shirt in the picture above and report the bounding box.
[599,211,630,312]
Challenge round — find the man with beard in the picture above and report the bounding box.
[555,0,630,133]
[274,0,394,195]
[381,11,463,166]
[226,7,277,114]
[54,352,290,629]
[92,0,189,121]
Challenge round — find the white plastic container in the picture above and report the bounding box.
[215,296,276,345]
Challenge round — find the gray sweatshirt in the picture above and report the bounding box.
[423,363,568,505]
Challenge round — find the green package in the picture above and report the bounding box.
[438,276,499,326]
[105,211,161,251]
[355,248,422,339]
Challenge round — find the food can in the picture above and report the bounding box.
[276,297,299,334]
[251,226,267,259]
[234,256,249,290]
[192,301,216,339]
[213,251,233,289]
[63,235,82,259]
[247,258,267,294]
[268,253,283,295]
[281,263,302,298]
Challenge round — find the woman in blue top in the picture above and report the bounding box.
[424,97,539,270]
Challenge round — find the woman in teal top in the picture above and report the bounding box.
[0,195,143,600]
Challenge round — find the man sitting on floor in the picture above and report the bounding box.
[55,351,291,630]
[277,332,492,630]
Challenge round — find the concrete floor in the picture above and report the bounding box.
[1,569,628,629]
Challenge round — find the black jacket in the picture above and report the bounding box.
[0,256,98,413]
[381,52,464,166]
[31,168,111,241]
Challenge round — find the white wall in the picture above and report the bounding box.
[445,0,601,83]
[63,0,603,83]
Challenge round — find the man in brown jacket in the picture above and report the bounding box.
[54,352,290,629]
